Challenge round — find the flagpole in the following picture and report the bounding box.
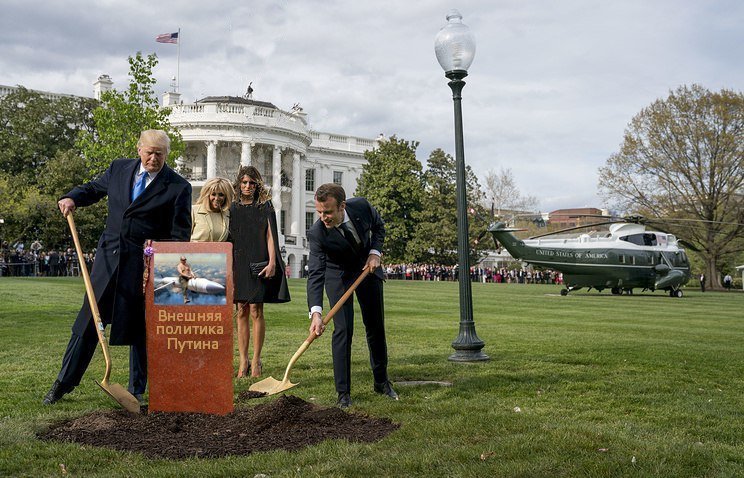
[176,27,181,92]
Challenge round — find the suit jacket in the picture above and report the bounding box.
[306,197,385,310]
[66,158,192,345]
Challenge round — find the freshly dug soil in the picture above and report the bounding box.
[38,395,400,459]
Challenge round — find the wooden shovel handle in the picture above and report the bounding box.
[66,213,112,382]
[306,266,371,344]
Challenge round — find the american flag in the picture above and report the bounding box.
[156,32,178,44]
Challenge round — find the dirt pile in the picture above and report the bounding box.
[39,395,400,459]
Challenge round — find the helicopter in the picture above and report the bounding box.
[487,218,692,297]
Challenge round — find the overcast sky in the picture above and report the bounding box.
[2,0,742,211]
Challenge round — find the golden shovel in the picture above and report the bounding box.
[250,266,371,395]
[67,213,140,413]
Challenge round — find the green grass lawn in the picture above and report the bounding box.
[0,277,742,477]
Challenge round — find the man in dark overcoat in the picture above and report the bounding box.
[43,129,192,404]
[307,183,397,409]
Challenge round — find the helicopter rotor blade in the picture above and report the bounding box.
[651,217,744,226]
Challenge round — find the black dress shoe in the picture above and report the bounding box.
[374,380,399,400]
[42,380,72,405]
[336,392,352,409]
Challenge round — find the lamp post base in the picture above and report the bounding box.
[448,349,490,362]
[448,322,489,362]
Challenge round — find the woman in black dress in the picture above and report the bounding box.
[230,166,290,377]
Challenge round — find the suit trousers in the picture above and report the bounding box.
[56,275,148,395]
[57,329,147,395]
[328,273,388,393]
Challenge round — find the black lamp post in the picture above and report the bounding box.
[435,10,489,362]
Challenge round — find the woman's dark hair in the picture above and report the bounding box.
[234,165,270,204]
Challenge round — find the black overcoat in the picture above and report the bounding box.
[65,158,192,345]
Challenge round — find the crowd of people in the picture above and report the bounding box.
[384,263,563,284]
[0,241,94,277]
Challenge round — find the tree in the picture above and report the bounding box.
[599,84,744,288]
[0,52,181,249]
[407,148,489,265]
[355,136,424,263]
[483,167,538,220]
[0,87,97,248]
[0,87,96,182]
[77,52,183,177]
[0,150,104,249]
[406,149,456,264]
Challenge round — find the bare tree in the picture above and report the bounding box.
[599,84,744,288]
[483,167,538,221]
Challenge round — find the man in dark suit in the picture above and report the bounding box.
[43,129,192,405]
[307,183,397,408]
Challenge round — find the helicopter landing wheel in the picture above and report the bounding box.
[674,289,683,298]
[560,289,569,296]
[611,287,621,295]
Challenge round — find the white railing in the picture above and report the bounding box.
[254,106,275,118]
[308,132,377,153]
[179,104,204,113]
[169,102,308,135]
[217,104,243,114]
[168,102,377,154]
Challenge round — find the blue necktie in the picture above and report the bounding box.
[131,171,147,201]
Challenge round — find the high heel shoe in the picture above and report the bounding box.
[250,359,263,378]
[236,363,250,378]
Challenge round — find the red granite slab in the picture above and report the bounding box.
[144,241,234,415]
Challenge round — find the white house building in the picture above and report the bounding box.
[96,77,379,278]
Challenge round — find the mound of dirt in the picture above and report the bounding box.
[236,390,268,400]
[38,395,400,459]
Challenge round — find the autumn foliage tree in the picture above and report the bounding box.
[599,84,744,288]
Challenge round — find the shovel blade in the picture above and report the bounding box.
[249,376,297,395]
[96,380,141,414]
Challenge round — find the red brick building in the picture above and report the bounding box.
[548,208,609,227]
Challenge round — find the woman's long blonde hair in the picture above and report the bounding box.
[197,177,234,212]
[234,166,271,205]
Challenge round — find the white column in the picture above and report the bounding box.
[291,152,302,235]
[240,141,252,167]
[272,146,282,234]
[206,141,217,179]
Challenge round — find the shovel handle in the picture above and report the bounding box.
[66,213,113,382]
[307,266,371,344]
[265,266,373,391]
